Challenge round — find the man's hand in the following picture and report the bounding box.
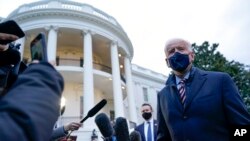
[64,122,82,132]
[0,33,18,51]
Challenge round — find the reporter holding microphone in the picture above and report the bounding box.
[51,122,82,140]
[0,32,64,141]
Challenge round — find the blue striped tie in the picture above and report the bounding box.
[178,79,186,104]
[147,122,152,141]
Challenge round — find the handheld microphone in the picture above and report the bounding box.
[66,99,107,139]
[95,113,114,141]
[130,130,141,141]
[114,117,130,141]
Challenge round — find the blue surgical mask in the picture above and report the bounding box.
[167,52,190,72]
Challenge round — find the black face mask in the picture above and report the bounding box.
[142,112,152,120]
[167,52,190,72]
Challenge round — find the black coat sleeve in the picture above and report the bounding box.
[50,126,68,141]
[222,73,250,124]
[0,62,64,141]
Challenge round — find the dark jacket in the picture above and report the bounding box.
[135,119,157,141]
[0,62,64,141]
[51,126,68,141]
[157,67,250,141]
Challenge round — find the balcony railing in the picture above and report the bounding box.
[23,56,126,83]
[56,57,83,67]
[56,56,112,74]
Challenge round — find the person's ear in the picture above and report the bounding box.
[190,52,195,62]
[165,58,170,67]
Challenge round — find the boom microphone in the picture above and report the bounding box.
[80,99,107,123]
[95,113,114,141]
[130,130,141,141]
[66,99,107,139]
[114,117,130,141]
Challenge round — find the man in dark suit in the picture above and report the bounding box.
[157,38,250,141]
[135,103,157,141]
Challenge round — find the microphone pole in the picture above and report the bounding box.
[66,99,107,139]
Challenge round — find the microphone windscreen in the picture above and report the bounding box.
[88,99,107,117]
[130,130,141,141]
[95,113,114,138]
[114,117,130,141]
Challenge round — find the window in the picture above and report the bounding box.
[110,110,115,121]
[143,87,148,102]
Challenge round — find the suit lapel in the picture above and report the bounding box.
[166,75,184,112]
[140,124,146,141]
[184,67,207,109]
[141,120,157,141]
[153,120,158,140]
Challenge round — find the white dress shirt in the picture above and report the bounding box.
[143,118,154,141]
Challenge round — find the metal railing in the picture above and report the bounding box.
[56,56,112,74]
[23,56,126,83]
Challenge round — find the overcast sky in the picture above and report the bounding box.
[0,0,249,75]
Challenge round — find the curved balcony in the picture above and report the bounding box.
[23,56,126,83]
[55,56,126,83]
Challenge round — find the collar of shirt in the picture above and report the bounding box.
[143,118,154,141]
[144,118,154,125]
[175,71,190,86]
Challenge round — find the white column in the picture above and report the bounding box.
[135,82,144,122]
[15,37,25,59]
[83,30,94,128]
[149,87,157,118]
[46,25,58,62]
[124,56,138,123]
[110,41,124,118]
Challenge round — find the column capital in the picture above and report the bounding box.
[45,25,59,32]
[135,82,141,86]
[124,55,132,61]
[111,40,118,46]
[82,29,96,36]
[149,86,155,89]
[82,29,90,35]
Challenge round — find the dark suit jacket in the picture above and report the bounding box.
[135,119,157,141]
[0,62,64,141]
[51,126,67,141]
[157,67,250,141]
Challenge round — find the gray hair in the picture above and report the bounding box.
[164,38,192,52]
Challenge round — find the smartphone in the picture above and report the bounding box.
[30,32,48,61]
[0,20,25,45]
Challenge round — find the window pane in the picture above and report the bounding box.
[143,87,148,102]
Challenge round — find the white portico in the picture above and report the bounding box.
[3,0,166,140]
